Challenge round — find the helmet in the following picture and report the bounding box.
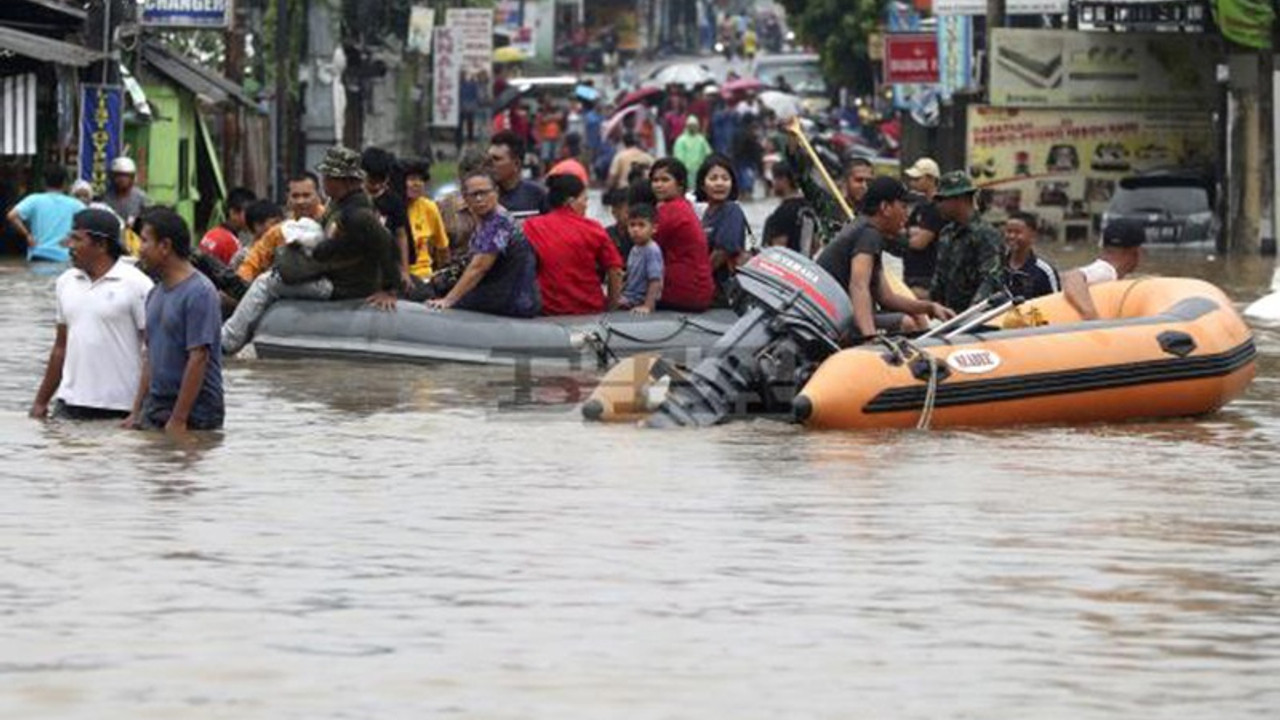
[109,157,137,175]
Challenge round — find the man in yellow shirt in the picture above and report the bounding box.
[403,159,450,279]
[236,172,326,283]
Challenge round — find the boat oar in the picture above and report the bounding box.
[783,117,914,299]
[917,292,1013,340]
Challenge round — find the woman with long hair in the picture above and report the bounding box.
[695,153,748,302]
[648,158,714,312]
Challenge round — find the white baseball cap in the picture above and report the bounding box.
[904,158,940,179]
[109,156,137,175]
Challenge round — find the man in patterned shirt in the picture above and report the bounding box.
[930,171,1005,311]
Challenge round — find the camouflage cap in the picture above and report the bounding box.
[935,170,978,199]
[316,146,366,180]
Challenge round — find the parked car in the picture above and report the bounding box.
[751,53,830,114]
[1101,172,1219,246]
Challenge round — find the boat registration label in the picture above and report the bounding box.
[947,349,1002,375]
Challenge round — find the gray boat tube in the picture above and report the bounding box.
[250,300,739,367]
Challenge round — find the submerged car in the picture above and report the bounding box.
[1101,172,1219,246]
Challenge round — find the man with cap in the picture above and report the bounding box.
[220,146,400,356]
[900,157,946,297]
[103,157,149,226]
[930,170,1005,311]
[1062,218,1146,320]
[816,176,955,340]
[30,208,153,421]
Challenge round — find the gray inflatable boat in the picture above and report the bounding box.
[251,300,738,367]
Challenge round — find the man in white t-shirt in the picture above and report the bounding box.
[1062,218,1146,321]
[30,208,153,421]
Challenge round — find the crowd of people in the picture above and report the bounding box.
[14,121,1145,433]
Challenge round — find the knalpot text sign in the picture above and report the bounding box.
[141,0,233,29]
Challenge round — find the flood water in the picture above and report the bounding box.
[2,202,1279,718]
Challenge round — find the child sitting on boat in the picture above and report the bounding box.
[619,203,664,315]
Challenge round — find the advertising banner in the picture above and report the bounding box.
[445,7,495,78]
[406,6,436,55]
[495,0,536,56]
[966,105,1214,241]
[936,15,972,101]
[885,34,939,85]
[141,0,233,29]
[990,29,1218,110]
[934,0,1067,13]
[79,85,124,194]
[432,27,461,127]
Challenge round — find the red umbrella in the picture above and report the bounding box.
[615,86,663,111]
[721,77,764,97]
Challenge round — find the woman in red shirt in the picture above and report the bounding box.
[523,173,624,315]
[649,158,714,312]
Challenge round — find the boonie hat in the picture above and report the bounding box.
[73,208,124,249]
[317,145,366,180]
[1102,218,1147,248]
[935,170,979,199]
[904,157,941,180]
[859,176,908,215]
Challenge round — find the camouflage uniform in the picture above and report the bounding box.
[782,141,848,248]
[929,217,1005,311]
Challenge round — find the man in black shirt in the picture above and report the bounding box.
[361,146,413,290]
[901,157,945,298]
[487,129,548,216]
[1002,211,1060,299]
[221,146,399,355]
[816,176,954,340]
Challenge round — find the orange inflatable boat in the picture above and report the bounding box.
[793,277,1257,430]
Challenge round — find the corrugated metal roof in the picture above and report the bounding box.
[20,0,88,21]
[0,25,101,67]
[141,41,259,110]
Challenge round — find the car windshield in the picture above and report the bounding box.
[1109,184,1211,216]
[756,62,828,94]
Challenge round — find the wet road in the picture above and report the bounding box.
[1,204,1278,718]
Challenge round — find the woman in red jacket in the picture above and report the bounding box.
[523,173,624,315]
[648,158,714,312]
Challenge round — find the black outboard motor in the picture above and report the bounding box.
[646,247,854,428]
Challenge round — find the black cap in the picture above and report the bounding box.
[73,208,124,248]
[1102,218,1147,248]
[859,176,908,215]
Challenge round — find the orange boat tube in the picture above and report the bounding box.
[794,277,1257,430]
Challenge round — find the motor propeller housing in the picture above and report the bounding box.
[645,248,853,428]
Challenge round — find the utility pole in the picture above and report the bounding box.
[984,0,1004,98]
[275,0,289,201]
[223,3,246,190]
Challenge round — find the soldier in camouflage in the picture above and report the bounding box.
[929,171,1005,311]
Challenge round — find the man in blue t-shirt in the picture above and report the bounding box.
[6,166,85,262]
[128,207,225,432]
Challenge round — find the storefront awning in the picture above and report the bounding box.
[141,41,259,110]
[0,25,102,67]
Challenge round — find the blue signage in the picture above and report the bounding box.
[141,0,233,29]
[79,85,123,195]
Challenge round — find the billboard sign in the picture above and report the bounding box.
[966,105,1214,241]
[445,7,494,79]
[141,0,234,29]
[990,29,1218,109]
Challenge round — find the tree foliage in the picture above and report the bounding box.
[778,0,881,95]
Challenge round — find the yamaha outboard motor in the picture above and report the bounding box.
[646,247,854,428]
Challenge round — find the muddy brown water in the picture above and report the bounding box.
[1,204,1277,718]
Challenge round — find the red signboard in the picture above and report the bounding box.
[885,34,939,84]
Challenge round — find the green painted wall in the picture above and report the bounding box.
[125,83,201,230]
